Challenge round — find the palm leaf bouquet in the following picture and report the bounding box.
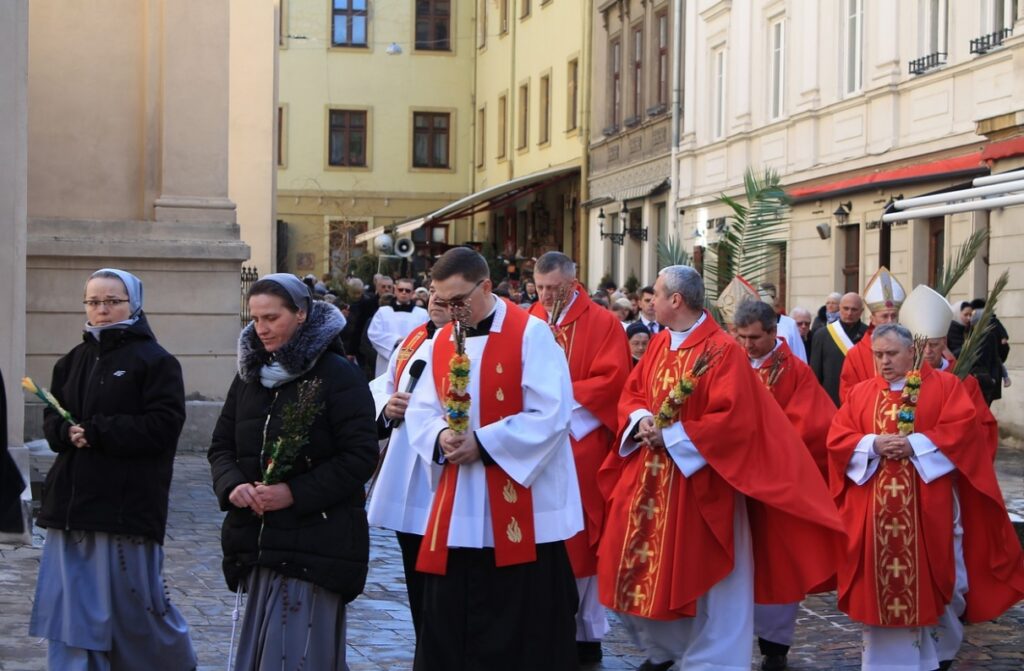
[22,377,76,425]
[262,378,324,485]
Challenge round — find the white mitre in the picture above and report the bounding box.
[901,284,955,339]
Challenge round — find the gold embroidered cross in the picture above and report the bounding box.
[638,498,660,520]
[659,369,675,391]
[886,558,908,579]
[633,542,654,564]
[882,480,906,498]
[887,597,908,618]
[644,455,666,476]
[627,587,646,607]
[884,404,900,422]
[883,519,907,535]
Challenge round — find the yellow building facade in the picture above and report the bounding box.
[276,0,475,280]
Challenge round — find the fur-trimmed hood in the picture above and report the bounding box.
[237,301,346,383]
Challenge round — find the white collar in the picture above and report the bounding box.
[668,312,706,351]
[888,377,907,391]
[749,338,783,369]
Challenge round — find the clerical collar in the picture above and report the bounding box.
[465,297,498,337]
[939,358,950,372]
[393,302,415,313]
[749,338,783,369]
[667,312,706,350]
[888,377,907,391]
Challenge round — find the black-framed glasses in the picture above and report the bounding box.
[83,299,130,308]
[432,279,484,309]
[395,287,414,293]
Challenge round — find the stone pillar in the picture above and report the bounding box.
[0,0,30,543]
[154,0,237,224]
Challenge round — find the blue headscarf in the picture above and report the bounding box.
[84,268,144,339]
[260,273,313,315]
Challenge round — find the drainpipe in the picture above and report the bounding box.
[579,0,594,277]
[667,0,683,251]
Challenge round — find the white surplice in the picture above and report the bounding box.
[776,313,807,363]
[366,334,437,535]
[403,297,583,548]
[367,305,429,376]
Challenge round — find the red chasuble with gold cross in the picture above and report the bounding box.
[597,312,845,621]
[828,367,1024,626]
[529,287,631,576]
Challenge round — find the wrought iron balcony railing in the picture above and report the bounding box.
[908,52,946,75]
[970,28,1012,54]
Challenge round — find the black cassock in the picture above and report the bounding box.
[809,321,867,407]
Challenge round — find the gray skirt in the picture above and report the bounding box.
[233,567,348,671]
[29,529,196,670]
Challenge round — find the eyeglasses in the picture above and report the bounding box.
[396,287,414,293]
[432,279,484,309]
[795,321,811,327]
[83,299,130,308]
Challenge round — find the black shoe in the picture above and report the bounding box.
[937,662,953,671]
[576,641,602,664]
[637,661,674,671]
[762,654,788,671]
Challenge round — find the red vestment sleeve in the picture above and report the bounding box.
[839,338,875,405]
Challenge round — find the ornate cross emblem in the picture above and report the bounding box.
[886,558,908,579]
[884,404,900,422]
[644,455,666,476]
[638,498,661,520]
[883,519,907,535]
[882,480,906,498]
[632,542,654,564]
[887,597,909,618]
[627,587,646,607]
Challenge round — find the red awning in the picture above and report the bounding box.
[788,136,1024,202]
[788,153,985,201]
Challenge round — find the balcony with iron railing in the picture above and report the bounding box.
[908,51,946,75]
[970,27,1012,54]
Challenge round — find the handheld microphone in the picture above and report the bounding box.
[392,359,426,429]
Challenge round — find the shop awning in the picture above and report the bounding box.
[788,153,987,202]
[583,178,670,208]
[422,165,579,224]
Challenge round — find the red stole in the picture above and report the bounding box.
[393,323,430,387]
[416,302,537,574]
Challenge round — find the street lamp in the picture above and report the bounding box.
[833,201,853,225]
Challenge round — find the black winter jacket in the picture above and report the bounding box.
[38,314,186,543]
[209,301,377,601]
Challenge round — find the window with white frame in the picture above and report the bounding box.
[712,46,726,139]
[769,17,785,120]
[843,0,863,95]
[984,0,1018,32]
[920,0,948,55]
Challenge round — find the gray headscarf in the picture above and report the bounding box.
[260,273,313,314]
[84,268,144,339]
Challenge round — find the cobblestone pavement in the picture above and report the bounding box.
[1,449,1022,671]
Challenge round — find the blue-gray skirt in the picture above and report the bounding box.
[233,567,348,671]
[29,529,196,670]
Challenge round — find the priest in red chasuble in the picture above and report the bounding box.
[839,266,907,404]
[403,247,583,671]
[596,265,844,671]
[528,251,631,665]
[827,322,1024,671]
[732,299,837,671]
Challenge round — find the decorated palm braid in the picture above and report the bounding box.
[22,377,76,425]
[444,303,473,434]
[262,378,324,485]
[760,347,787,389]
[953,270,1009,381]
[547,285,570,327]
[654,344,724,429]
[896,337,928,436]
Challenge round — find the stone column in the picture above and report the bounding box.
[154,0,237,224]
[0,0,30,543]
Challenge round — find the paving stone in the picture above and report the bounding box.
[1,451,1021,670]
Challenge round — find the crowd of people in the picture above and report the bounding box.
[16,252,1024,671]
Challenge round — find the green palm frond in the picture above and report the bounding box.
[703,167,790,300]
[934,228,989,297]
[952,270,1008,380]
[657,234,692,268]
